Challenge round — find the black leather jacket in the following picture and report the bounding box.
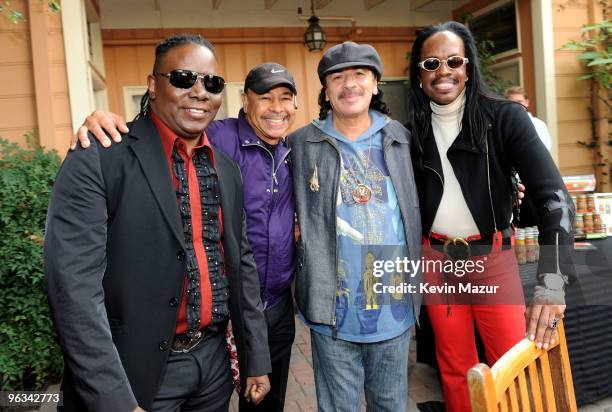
[413,99,575,282]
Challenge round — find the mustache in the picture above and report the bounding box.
[432,77,458,85]
[339,90,364,99]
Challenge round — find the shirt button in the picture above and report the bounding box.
[267,189,271,193]
[169,298,179,307]
[177,251,186,261]
[159,340,169,351]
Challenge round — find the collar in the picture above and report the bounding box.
[237,109,263,146]
[306,112,406,145]
[150,110,214,162]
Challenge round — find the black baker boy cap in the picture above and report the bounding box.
[317,41,383,84]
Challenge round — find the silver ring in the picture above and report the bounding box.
[549,317,560,329]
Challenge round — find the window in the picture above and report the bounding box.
[379,78,410,125]
[123,86,148,121]
[489,58,522,88]
[216,83,244,120]
[469,1,519,57]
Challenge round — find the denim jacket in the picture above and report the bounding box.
[288,117,422,327]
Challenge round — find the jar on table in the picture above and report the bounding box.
[515,228,526,265]
[583,213,594,234]
[577,195,588,212]
[593,213,603,234]
[525,228,537,263]
[533,226,540,261]
[587,193,596,212]
[574,213,584,238]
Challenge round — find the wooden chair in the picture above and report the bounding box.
[468,320,577,412]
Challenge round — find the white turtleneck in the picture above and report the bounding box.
[429,89,480,238]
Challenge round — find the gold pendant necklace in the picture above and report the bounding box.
[352,183,373,204]
[350,135,375,204]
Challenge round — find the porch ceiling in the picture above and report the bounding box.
[100,0,470,29]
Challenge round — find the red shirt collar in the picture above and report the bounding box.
[150,110,214,162]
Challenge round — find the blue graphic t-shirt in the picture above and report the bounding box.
[305,111,414,343]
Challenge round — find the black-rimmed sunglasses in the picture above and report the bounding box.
[155,69,226,94]
[418,56,469,72]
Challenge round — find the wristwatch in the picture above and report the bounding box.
[540,273,568,291]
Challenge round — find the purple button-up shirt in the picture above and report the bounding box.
[207,110,295,309]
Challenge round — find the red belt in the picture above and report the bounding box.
[424,228,514,260]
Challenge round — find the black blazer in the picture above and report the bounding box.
[44,116,271,412]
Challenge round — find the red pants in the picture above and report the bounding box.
[428,303,525,412]
[423,234,526,411]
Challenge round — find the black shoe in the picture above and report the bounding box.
[416,401,446,412]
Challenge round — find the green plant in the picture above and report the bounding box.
[560,3,611,189]
[0,135,63,390]
[0,0,60,24]
[561,19,611,112]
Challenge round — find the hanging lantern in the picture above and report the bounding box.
[304,11,326,51]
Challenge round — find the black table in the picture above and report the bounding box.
[416,237,612,406]
[522,237,612,406]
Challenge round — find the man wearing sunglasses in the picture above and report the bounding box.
[406,22,572,411]
[45,34,272,411]
[70,60,298,411]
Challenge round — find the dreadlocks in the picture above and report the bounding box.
[405,21,505,168]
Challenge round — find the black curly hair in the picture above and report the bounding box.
[138,34,216,118]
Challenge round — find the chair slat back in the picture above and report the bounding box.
[468,321,577,412]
